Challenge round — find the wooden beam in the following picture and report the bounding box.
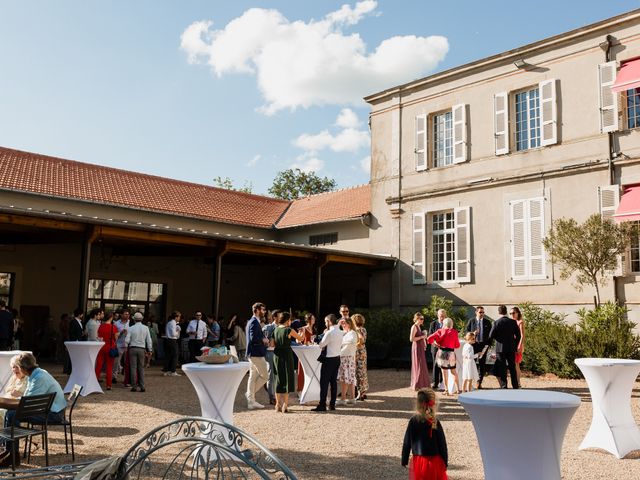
[0,213,85,232]
[226,241,316,259]
[96,226,220,247]
[326,253,379,266]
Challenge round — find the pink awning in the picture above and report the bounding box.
[614,185,640,222]
[612,59,640,93]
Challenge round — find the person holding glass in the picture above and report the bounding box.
[273,312,304,412]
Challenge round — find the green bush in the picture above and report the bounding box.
[357,308,413,364]
[421,295,468,332]
[519,302,640,378]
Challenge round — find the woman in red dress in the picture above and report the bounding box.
[402,388,448,480]
[427,318,460,395]
[95,312,119,391]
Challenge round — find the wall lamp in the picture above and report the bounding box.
[513,59,529,69]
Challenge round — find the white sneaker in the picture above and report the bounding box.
[247,401,265,410]
[169,372,181,377]
[336,399,346,406]
[347,399,356,405]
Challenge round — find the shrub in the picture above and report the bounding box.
[576,302,640,360]
[356,308,413,365]
[421,295,468,332]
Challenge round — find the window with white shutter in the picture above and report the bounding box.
[452,104,468,164]
[598,62,619,133]
[510,197,546,280]
[598,185,620,220]
[494,92,509,155]
[412,213,426,284]
[539,79,557,146]
[415,114,427,171]
[454,206,471,282]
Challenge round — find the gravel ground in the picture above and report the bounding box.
[16,364,640,479]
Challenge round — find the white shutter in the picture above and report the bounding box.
[528,198,546,279]
[598,62,619,133]
[598,185,623,276]
[412,213,426,284]
[510,200,527,279]
[452,103,468,164]
[539,79,557,146]
[598,185,620,220]
[415,114,427,171]
[454,206,471,283]
[494,92,509,155]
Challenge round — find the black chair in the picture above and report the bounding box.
[0,393,55,470]
[28,384,82,461]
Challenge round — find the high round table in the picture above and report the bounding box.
[0,350,29,392]
[575,357,640,458]
[459,389,580,480]
[64,341,104,395]
[182,362,250,425]
[291,345,321,404]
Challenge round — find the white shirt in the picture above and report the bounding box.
[85,318,100,341]
[114,319,129,348]
[165,319,180,339]
[187,319,207,340]
[319,325,344,358]
[126,322,152,351]
[340,330,358,357]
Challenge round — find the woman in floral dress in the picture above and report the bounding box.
[352,313,369,400]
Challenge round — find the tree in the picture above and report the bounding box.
[268,168,336,200]
[212,176,253,194]
[542,214,634,305]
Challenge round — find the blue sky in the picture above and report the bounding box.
[1,1,639,194]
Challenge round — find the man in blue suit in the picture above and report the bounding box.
[245,302,269,409]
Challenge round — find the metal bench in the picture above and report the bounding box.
[0,416,297,479]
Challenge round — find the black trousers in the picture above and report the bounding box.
[319,356,340,408]
[473,341,489,383]
[164,338,178,373]
[495,351,519,389]
[188,339,203,363]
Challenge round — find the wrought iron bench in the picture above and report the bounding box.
[0,416,297,479]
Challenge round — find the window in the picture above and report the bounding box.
[412,207,471,285]
[494,79,557,155]
[627,88,640,129]
[630,221,640,272]
[515,87,540,151]
[309,232,338,246]
[87,279,166,320]
[510,198,546,280]
[432,111,453,167]
[0,272,14,306]
[431,212,455,282]
[414,104,467,171]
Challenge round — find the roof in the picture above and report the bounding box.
[278,184,370,228]
[0,146,370,229]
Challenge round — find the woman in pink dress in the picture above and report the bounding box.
[410,313,430,390]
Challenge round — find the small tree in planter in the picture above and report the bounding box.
[542,214,633,306]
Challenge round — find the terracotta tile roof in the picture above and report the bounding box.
[0,146,289,228]
[277,184,370,228]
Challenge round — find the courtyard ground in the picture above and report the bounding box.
[13,364,640,479]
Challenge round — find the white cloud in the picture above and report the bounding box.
[181,1,448,114]
[360,155,371,174]
[247,154,261,167]
[294,128,369,153]
[335,108,360,129]
[291,152,324,173]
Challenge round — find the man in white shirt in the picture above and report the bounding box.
[126,312,152,392]
[186,311,208,363]
[313,314,344,412]
[163,311,181,376]
[113,309,130,378]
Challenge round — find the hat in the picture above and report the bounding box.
[133,312,144,321]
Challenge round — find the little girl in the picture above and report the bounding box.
[401,389,448,480]
[462,332,479,392]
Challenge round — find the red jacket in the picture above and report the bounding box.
[427,327,460,349]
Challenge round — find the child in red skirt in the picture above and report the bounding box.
[401,388,448,480]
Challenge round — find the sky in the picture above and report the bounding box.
[1,0,639,195]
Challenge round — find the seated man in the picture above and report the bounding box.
[0,352,66,467]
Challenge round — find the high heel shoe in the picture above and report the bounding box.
[282,404,288,413]
[274,404,280,412]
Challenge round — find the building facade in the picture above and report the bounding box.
[366,9,640,322]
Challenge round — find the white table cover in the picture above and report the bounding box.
[0,350,29,392]
[64,341,105,395]
[292,345,321,404]
[459,389,580,480]
[575,357,640,458]
[182,362,250,425]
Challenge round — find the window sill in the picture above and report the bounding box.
[506,277,553,287]
[426,281,461,289]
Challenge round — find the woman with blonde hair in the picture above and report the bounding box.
[352,313,369,401]
[0,355,28,423]
[401,388,448,479]
[427,318,460,395]
[410,313,430,391]
[337,316,358,405]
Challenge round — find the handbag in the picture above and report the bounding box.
[108,327,119,358]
